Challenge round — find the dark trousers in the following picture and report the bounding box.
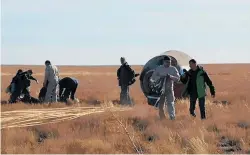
[9,89,21,103]
[189,94,206,119]
[60,84,78,101]
[22,87,30,96]
[9,86,25,103]
[21,95,40,104]
[120,85,131,105]
[70,83,78,100]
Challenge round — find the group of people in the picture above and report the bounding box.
[117,56,215,120]
[8,69,39,103]
[149,56,215,120]
[6,56,215,120]
[6,60,79,104]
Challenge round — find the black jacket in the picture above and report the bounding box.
[180,66,215,96]
[117,63,135,86]
[11,73,23,88]
[19,72,37,88]
[59,77,78,90]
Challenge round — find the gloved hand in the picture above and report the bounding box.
[210,87,215,98]
[183,69,191,77]
[183,69,188,73]
[165,73,170,79]
[211,91,215,98]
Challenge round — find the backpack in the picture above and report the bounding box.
[38,81,49,101]
[38,87,47,102]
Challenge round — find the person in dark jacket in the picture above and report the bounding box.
[59,77,78,102]
[9,69,38,103]
[19,69,39,96]
[9,69,23,93]
[8,69,24,103]
[180,59,215,120]
[117,57,136,105]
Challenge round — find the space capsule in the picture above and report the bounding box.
[139,50,193,107]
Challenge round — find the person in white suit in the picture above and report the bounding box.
[150,56,180,120]
[43,60,59,103]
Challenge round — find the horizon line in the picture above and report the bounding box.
[1,62,250,67]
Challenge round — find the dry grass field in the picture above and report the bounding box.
[1,64,250,154]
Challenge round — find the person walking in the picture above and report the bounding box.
[180,59,215,120]
[150,56,180,120]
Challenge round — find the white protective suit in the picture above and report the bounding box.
[43,64,59,103]
[150,65,180,119]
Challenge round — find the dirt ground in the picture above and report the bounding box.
[1,64,250,154]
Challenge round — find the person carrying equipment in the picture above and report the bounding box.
[150,56,180,120]
[59,77,79,102]
[117,57,139,105]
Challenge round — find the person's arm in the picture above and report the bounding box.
[180,69,191,84]
[180,73,189,84]
[203,71,215,96]
[117,67,121,80]
[29,75,37,81]
[58,80,63,97]
[125,65,135,78]
[169,67,180,82]
[55,66,59,78]
[30,75,39,84]
[127,65,135,74]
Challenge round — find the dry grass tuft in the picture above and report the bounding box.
[66,139,113,154]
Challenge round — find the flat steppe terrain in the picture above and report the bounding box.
[1,64,250,154]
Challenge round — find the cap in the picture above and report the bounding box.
[45,60,51,65]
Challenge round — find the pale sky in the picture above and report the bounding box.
[1,0,250,65]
